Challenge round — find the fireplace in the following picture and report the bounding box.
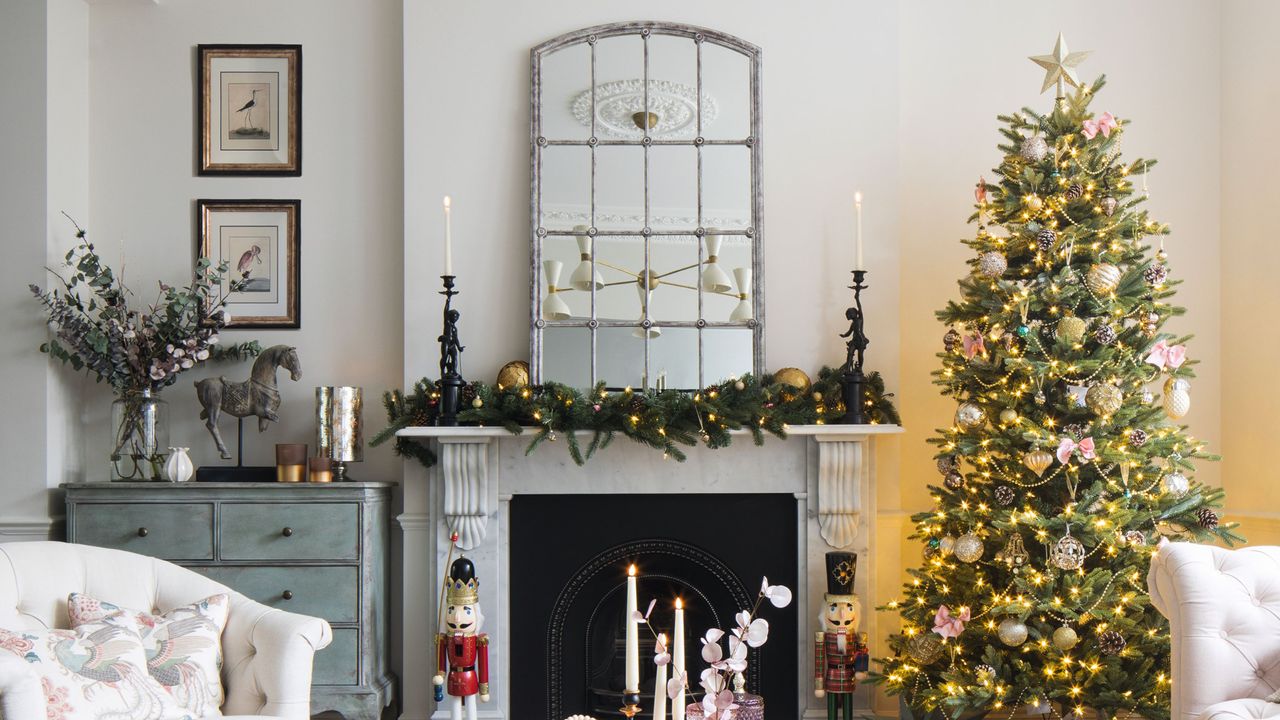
[510,494,798,720]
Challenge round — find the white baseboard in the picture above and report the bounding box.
[0,516,59,541]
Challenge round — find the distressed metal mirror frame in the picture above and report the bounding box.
[530,21,764,389]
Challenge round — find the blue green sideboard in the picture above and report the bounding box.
[63,481,396,719]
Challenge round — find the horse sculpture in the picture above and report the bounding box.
[195,344,302,460]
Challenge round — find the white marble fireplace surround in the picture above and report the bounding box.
[395,424,901,720]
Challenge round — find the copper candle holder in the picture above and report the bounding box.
[308,456,333,483]
[275,443,307,483]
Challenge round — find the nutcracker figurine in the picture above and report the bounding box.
[432,556,490,720]
[814,551,868,720]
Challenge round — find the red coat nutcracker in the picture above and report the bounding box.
[432,556,489,720]
[814,552,868,720]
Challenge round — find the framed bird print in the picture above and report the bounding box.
[198,45,301,175]
[197,199,301,328]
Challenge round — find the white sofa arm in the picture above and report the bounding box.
[219,595,333,720]
[0,653,45,720]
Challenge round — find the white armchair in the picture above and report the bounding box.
[1148,541,1280,720]
[0,541,332,719]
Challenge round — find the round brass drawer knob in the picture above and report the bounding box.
[137,527,149,538]
[282,590,294,600]
[282,527,294,537]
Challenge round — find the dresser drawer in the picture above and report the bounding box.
[219,502,359,561]
[73,503,214,561]
[313,627,359,686]
[197,565,358,623]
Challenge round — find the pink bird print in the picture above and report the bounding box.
[237,245,262,276]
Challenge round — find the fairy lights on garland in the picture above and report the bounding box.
[371,367,899,469]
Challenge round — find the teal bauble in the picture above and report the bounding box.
[1017,325,1030,337]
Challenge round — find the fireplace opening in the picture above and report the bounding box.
[511,493,798,720]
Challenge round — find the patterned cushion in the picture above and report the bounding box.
[69,593,229,717]
[0,621,189,720]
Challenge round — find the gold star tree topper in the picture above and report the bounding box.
[1029,33,1092,95]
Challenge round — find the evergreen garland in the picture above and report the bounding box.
[371,367,899,469]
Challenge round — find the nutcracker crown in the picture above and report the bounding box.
[446,556,480,606]
[825,551,857,599]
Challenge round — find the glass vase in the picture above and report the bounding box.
[111,389,169,481]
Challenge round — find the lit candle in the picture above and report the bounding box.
[653,632,669,720]
[443,196,453,276]
[625,565,639,692]
[854,191,864,271]
[673,598,686,720]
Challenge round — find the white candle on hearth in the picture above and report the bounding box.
[626,564,639,692]
[854,190,864,271]
[673,598,686,720]
[443,195,453,276]
[654,632,669,720]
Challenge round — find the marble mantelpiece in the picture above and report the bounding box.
[394,424,900,720]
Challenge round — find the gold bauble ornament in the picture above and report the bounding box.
[906,633,944,664]
[1100,196,1118,216]
[1023,448,1053,478]
[1051,531,1086,571]
[1164,377,1191,419]
[496,360,530,390]
[1086,263,1122,295]
[999,408,1019,424]
[1086,383,1124,416]
[812,391,823,402]
[773,367,811,393]
[939,535,957,556]
[997,618,1028,647]
[1057,316,1087,344]
[955,402,986,430]
[1026,195,1044,213]
[954,532,984,563]
[1052,625,1079,651]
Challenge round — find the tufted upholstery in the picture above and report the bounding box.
[0,542,331,719]
[1149,542,1280,720]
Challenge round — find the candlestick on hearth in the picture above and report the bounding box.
[437,274,466,426]
[838,270,869,424]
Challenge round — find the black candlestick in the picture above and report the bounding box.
[437,275,465,427]
[838,269,869,424]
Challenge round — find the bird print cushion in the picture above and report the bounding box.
[0,621,188,720]
[68,593,229,718]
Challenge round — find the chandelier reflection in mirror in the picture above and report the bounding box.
[531,22,763,390]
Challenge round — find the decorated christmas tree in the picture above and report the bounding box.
[877,36,1241,720]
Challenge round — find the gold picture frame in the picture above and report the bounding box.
[198,45,301,176]
[197,199,301,328]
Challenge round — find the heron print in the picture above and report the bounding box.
[227,81,270,138]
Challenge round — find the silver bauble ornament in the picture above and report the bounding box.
[943,327,963,352]
[1023,448,1053,478]
[1086,263,1122,295]
[937,455,960,475]
[1156,249,1169,262]
[998,618,1029,646]
[1086,383,1124,416]
[1164,377,1191,419]
[939,535,957,556]
[954,532,984,563]
[944,471,965,490]
[1052,625,1080,651]
[979,251,1008,277]
[956,402,986,430]
[1051,531,1086,571]
[1057,316,1087,345]
[1142,389,1155,404]
[999,408,1019,424]
[1101,196,1118,216]
[1161,470,1190,497]
[1020,135,1049,162]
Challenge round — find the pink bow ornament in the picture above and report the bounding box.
[932,604,970,639]
[963,332,986,361]
[1056,436,1096,465]
[1145,340,1186,369]
[1082,112,1118,140]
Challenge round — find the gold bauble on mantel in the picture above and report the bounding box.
[772,367,811,393]
[496,360,530,390]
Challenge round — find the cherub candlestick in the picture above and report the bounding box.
[837,270,869,424]
[433,556,489,720]
[437,275,466,426]
[814,552,868,720]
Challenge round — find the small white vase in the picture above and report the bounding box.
[165,447,194,483]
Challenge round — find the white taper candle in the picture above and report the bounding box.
[625,565,639,692]
[673,598,686,720]
[654,633,669,720]
[443,196,453,276]
[854,190,864,271]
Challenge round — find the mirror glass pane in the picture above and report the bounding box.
[702,327,754,383]
[593,327,649,389]
[540,42,592,141]
[701,145,751,228]
[540,145,592,232]
[541,327,593,387]
[701,43,751,140]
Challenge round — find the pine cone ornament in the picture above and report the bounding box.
[460,382,480,406]
[1098,630,1127,656]
[1129,429,1148,447]
[994,485,1016,506]
[944,471,965,490]
[627,394,647,416]
[1063,423,1087,440]
[943,328,962,352]
[1144,263,1169,286]
[1197,507,1220,530]
[1094,324,1117,345]
[1125,530,1147,546]
[937,455,961,475]
[1065,183,1084,201]
[1036,228,1057,252]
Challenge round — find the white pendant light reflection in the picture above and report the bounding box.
[633,281,661,339]
[729,267,753,322]
[542,259,572,321]
[701,231,733,293]
[569,226,604,291]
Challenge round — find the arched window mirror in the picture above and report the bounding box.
[530,22,763,390]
